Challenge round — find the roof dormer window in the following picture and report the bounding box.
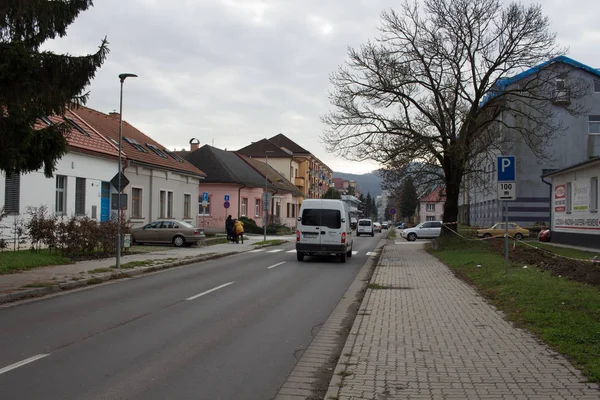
[146,143,168,158]
[65,117,90,137]
[124,137,148,152]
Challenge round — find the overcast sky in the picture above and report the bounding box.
[44,0,600,174]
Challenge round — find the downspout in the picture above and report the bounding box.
[149,168,153,222]
[237,183,247,219]
[541,170,557,230]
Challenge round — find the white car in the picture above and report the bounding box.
[373,222,382,233]
[357,219,374,236]
[401,221,443,241]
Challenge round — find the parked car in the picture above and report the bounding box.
[477,223,530,240]
[381,222,389,230]
[538,228,551,242]
[401,221,443,241]
[131,220,205,247]
[373,222,382,233]
[296,199,354,263]
[357,219,374,236]
[396,222,406,229]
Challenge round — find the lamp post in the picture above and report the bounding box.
[116,73,137,269]
[264,150,275,241]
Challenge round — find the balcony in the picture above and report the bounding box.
[294,176,305,187]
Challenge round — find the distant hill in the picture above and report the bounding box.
[333,171,383,197]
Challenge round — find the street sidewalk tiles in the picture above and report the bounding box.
[328,245,600,400]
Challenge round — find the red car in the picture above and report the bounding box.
[538,229,551,242]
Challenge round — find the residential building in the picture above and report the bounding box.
[71,106,206,227]
[418,186,446,223]
[543,157,600,249]
[463,56,600,228]
[1,110,120,240]
[341,195,362,225]
[179,144,277,233]
[241,155,304,229]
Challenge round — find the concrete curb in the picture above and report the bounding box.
[0,252,238,305]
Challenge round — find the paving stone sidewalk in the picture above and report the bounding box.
[326,242,600,400]
[0,234,294,297]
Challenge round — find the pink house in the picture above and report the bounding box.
[178,144,303,233]
[418,185,446,223]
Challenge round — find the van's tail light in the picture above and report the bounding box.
[341,232,346,243]
[296,230,301,241]
[193,230,199,235]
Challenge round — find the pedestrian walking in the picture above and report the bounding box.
[225,215,235,243]
[233,219,244,244]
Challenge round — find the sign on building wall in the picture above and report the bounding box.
[553,180,600,235]
[554,184,566,212]
[573,182,589,212]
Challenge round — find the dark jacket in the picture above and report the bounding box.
[225,217,234,231]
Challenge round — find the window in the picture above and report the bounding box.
[426,203,435,212]
[65,117,89,136]
[164,148,185,162]
[75,178,86,215]
[287,203,291,218]
[426,216,435,221]
[55,175,67,214]
[241,198,248,216]
[184,194,191,219]
[591,177,598,212]
[595,80,600,93]
[167,191,174,218]
[146,143,168,158]
[132,188,142,218]
[566,182,572,213]
[198,196,210,216]
[292,204,296,218]
[109,138,119,147]
[159,190,166,218]
[589,116,600,134]
[124,137,148,152]
[301,209,341,229]
[4,172,20,214]
[255,199,261,217]
[40,116,53,125]
[160,221,174,229]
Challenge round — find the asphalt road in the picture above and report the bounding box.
[0,232,384,400]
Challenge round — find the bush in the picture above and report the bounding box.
[239,216,263,234]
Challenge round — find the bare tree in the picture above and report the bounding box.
[322,0,589,232]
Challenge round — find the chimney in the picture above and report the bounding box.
[109,111,120,119]
[189,137,200,151]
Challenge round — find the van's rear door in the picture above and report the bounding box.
[320,209,342,247]
[299,208,322,248]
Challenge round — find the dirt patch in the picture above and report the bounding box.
[487,240,600,288]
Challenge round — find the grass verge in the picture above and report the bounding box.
[387,228,396,239]
[253,239,288,247]
[88,267,112,274]
[0,249,71,274]
[108,260,152,269]
[430,236,600,382]
[22,281,56,288]
[519,241,599,261]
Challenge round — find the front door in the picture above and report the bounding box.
[100,182,110,222]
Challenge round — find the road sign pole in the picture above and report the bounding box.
[505,200,509,275]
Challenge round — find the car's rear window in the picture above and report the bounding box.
[359,220,372,226]
[301,209,341,229]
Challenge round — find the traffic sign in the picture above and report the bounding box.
[110,172,130,192]
[202,192,209,202]
[224,195,230,202]
[497,156,515,182]
[389,207,397,215]
[224,201,230,209]
[497,182,516,201]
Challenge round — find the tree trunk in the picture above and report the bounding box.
[442,157,464,235]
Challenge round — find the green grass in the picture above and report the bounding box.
[253,239,288,247]
[387,228,396,239]
[0,249,71,274]
[109,260,151,269]
[520,242,599,261]
[88,267,112,274]
[431,237,600,382]
[22,281,56,288]
[128,245,174,253]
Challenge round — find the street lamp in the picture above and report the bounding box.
[264,150,275,241]
[116,73,137,269]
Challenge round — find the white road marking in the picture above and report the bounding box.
[267,249,284,253]
[249,249,265,253]
[352,251,358,255]
[366,252,378,256]
[286,249,297,253]
[268,262,286,269]
[0,354,50,376]
[186,282,235,301]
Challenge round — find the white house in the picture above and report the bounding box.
[543,157,600,250]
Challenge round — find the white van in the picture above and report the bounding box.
[296,199,354,263]
[357,219,374,236]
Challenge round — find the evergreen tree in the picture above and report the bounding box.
[365,192,373,218]
[0,1,109,177]
[400,177,419,219]
[322,187,342,199]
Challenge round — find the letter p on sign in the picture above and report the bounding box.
[497,156,515,182]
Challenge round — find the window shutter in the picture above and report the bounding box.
[75,178,86,215]
[4,173,21,214]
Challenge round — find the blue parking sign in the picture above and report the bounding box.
[224,195,230,202]
[497,156,515,182]
[202,192,209,202]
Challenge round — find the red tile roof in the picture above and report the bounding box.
[420,185,446,203]
[332,177,344,189]
[35,110,121,159]
[71,106,206,177]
